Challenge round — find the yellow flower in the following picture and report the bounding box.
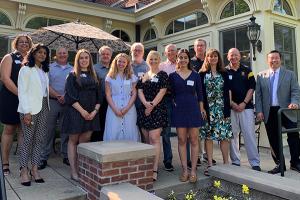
[242,184,249,194]
[214,180,221,188]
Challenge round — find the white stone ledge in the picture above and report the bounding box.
[77,141,155,163]
[100,183,162,200]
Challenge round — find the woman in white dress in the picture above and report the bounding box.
[103,53,139,141]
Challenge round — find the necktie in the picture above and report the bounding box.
[270,71,276,105]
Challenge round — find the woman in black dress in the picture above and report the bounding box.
[137,50,168,181]
[62,49,100,181]
[0,35,33,175]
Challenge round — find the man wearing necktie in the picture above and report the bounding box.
[256,50,300,174]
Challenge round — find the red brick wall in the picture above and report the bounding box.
[78,154,154,200]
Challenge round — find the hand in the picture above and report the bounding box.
[114,109,123,118]
[121,107,129,115]
[87,110,97,120]
[145,107,153,116]
[23,113,32,126]
[288,103,299,109]
[80,110,90,120]
[256,112,264,122]
[231,102,239,112]
[57,95,65,104]
[237,102,246,112]
[143,101,153,109]
[201,109,207,120]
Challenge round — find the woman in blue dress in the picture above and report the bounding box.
[103,53,139,142]
[169,49,205,183]
[199,48,233,176]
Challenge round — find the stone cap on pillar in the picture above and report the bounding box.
[77,141,155,163]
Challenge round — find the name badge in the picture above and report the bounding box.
[229,75,233,80]
[151,77,159,83]
[15,60,21,64]
[138,72,144,77]
[124,80,131,85]
[187,80,194,86]
[80,74,87,77]
[205,73,211,79]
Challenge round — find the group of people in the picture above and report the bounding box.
[0,34,299,187]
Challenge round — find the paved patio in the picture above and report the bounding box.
[3,136,300,200]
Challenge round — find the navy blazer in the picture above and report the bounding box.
[199,71,231,123]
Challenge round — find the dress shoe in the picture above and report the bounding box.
[63,158,70,166]
[252,166,262,171]
[232,163,240,166]
[268,165,286,174]
[290,163,300,173]
[30,171,45,183]
[38,160,47,170]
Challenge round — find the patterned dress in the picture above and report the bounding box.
[200,73,232,141]
[136,71,168,130]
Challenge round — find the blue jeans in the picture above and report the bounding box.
[162,98,173,165]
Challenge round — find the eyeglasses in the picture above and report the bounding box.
[18,41,29,44]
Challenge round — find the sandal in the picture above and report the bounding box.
[189,174,197,183]
[204,166,211,176]
[153,171,158,182]
[3,164,10,176]
[179,172,189,182]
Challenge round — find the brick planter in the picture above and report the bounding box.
[77,141,155,200]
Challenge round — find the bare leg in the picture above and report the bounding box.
[220,140,230,164]
[205,139,213,167]
[188,128,199,177]
[148,128,161,180]
[68,134,80,179]
[1,124,18,171]
[177,128,188,175]
[141,129,150,144]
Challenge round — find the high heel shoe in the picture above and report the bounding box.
[20,168,31,186]
[30,170,45,183]
[153,171,158,182]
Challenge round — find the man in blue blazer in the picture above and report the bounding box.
[255,50,300,174]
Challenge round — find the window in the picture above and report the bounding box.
[220,0,250,19]
[220,26,250,67]
[26,17,67,29]
[0,11,11,26]
[111,30,131,42]
[165,12,208,35]
[144,46,157,60]
[273,0,293,16]
[0,36,9,61]
[274,24,297,74]
[143,28,156,41]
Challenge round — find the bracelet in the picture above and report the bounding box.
[243,101,247,104]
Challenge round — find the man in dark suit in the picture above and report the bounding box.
[255,50,300,174]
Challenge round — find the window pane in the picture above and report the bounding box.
[220,1,234,19]
[282,0,293,16]
[174,17,184,33]
[196,12,208,26]
[150,29,156,40]
[165,22,173,35]
[222,30,235,55]
[235,0,250,15]
[236,27,250,51]
[143,29,151,41]
[273,0,282,13]
[0,12,11,26]
[111,30,120,38]
[185,14,196,29]
[0,36,8,60]
[48,19,65,26]
[120,30,130,42]
[26,17,48,29]
[273,0,293,16]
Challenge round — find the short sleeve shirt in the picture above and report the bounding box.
[191,56,204,72]
[226,64,256,109]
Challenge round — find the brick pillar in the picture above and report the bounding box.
[77,141,155,200]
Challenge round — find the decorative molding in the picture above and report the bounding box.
[104,18,112,31]
[16,3,26,29]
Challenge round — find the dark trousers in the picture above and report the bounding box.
[91,99,108,142]
[162,97,173,165]
[265,106,300,166]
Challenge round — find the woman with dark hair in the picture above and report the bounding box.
[169,49,204,183]
[18,43,50,186]
[199,48,232,176]
[62,49,100,181]
[0,34,33,175]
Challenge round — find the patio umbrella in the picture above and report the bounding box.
[29,20,130,53]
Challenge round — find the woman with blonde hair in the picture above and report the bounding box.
[0,34,33,175]
[62,49,101,181]
[103,53,139,141]
[137,50,168,181]
[199,48,232,176]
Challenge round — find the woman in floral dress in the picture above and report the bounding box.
[199,48,233,176]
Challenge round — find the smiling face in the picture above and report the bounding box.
[117,56,128,71]
[147,53,160,70]
[227,48,241,67]
[267,52,281,71]
[194,40,206,56]
[33,47,47,66]
[177,52,189,68]
[78,52,90,70]
[207,52,219,66]
[56,47,68,65]
[17,36,31,53]
[165,45,177,62]
[131,45,144,62]
[100,48,112,66]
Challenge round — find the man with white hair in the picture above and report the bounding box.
[39,47,73,169]
[131,42,149,78]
